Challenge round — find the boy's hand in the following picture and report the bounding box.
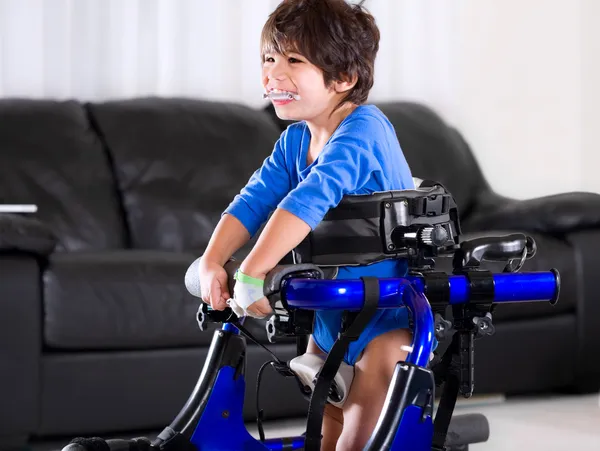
[245,295,273,318]
[198,258,231,311]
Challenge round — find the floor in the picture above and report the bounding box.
[25,393,600,451]
[436,393,600,450]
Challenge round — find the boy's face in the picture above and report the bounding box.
[262,51,348,122]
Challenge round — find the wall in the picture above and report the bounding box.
[581,0,600,194]
[453,0,584,198]
[0,0,597,198]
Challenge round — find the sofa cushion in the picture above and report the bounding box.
[0,99,126,251]
[43,251,220,349]
[86,98,282,252]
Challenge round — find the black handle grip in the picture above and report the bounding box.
[455,233,536,269]
[444,413,490,446]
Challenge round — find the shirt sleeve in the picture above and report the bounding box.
[223,132,292,237]
[278,118,383,230]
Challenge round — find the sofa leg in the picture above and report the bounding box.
[571,380,600,394]
[0,435,28,451]
[561,376,600,395]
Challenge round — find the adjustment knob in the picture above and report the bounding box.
[196,304,207,331]
[420,226,449,246]
[473,312,495,337]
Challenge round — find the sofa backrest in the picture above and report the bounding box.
[87,97,281,252]
[0,99,127,251]
[375,102,490,217]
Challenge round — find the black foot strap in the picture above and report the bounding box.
[303,276,380,451]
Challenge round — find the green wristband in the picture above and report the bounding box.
[234,270,265,287]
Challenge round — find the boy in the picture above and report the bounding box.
[198,0,415,449]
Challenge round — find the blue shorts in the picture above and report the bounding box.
[312,259,412,366]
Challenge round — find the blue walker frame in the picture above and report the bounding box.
[58,176,564,451]
[61,236,560,451]
[175,270,559,451]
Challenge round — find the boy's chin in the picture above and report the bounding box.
[273,109,300,121]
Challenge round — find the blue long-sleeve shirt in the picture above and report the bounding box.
[225,104,414,236]
[225,104,418,365]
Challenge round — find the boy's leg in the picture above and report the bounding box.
[335,328,412,451]
[306,336,343,451]
[322,404,344,451]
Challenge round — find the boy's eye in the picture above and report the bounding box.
[262,55,302,64]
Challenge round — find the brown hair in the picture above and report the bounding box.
[261,0,380,109]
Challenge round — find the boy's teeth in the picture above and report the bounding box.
[263,90,301,101]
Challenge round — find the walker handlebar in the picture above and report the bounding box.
[185,256,560,310]
[282,269,560,311]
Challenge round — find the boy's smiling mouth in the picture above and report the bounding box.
[263,88,301,101]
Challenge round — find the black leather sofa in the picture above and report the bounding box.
[1,97,599,448]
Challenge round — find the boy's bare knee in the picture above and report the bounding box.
[333,329,413,450]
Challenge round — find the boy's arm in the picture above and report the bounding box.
[240,208,311,277]
[238,137,369,281]
[201,131,291,258]
[202,213,251,267]
[199,133,292,311]
[238,208,311,318]
[236,118,394,317]
[224,133,292,238]
[239,136,374,282]
[197,214,252,310]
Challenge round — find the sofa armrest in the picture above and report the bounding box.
[465,192,600,235]
[0,254,42,437]
[0,213,57,256]
[564,228,600,390]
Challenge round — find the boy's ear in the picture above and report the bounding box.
[333,73,358,93]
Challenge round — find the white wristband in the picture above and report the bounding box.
[228,270,267,318]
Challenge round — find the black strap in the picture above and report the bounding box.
[303,277,380,451]
[419,271,451,306]
[296,334,309,356]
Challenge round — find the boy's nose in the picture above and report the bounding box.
[267,70,286,81]
[266,63,287,81]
